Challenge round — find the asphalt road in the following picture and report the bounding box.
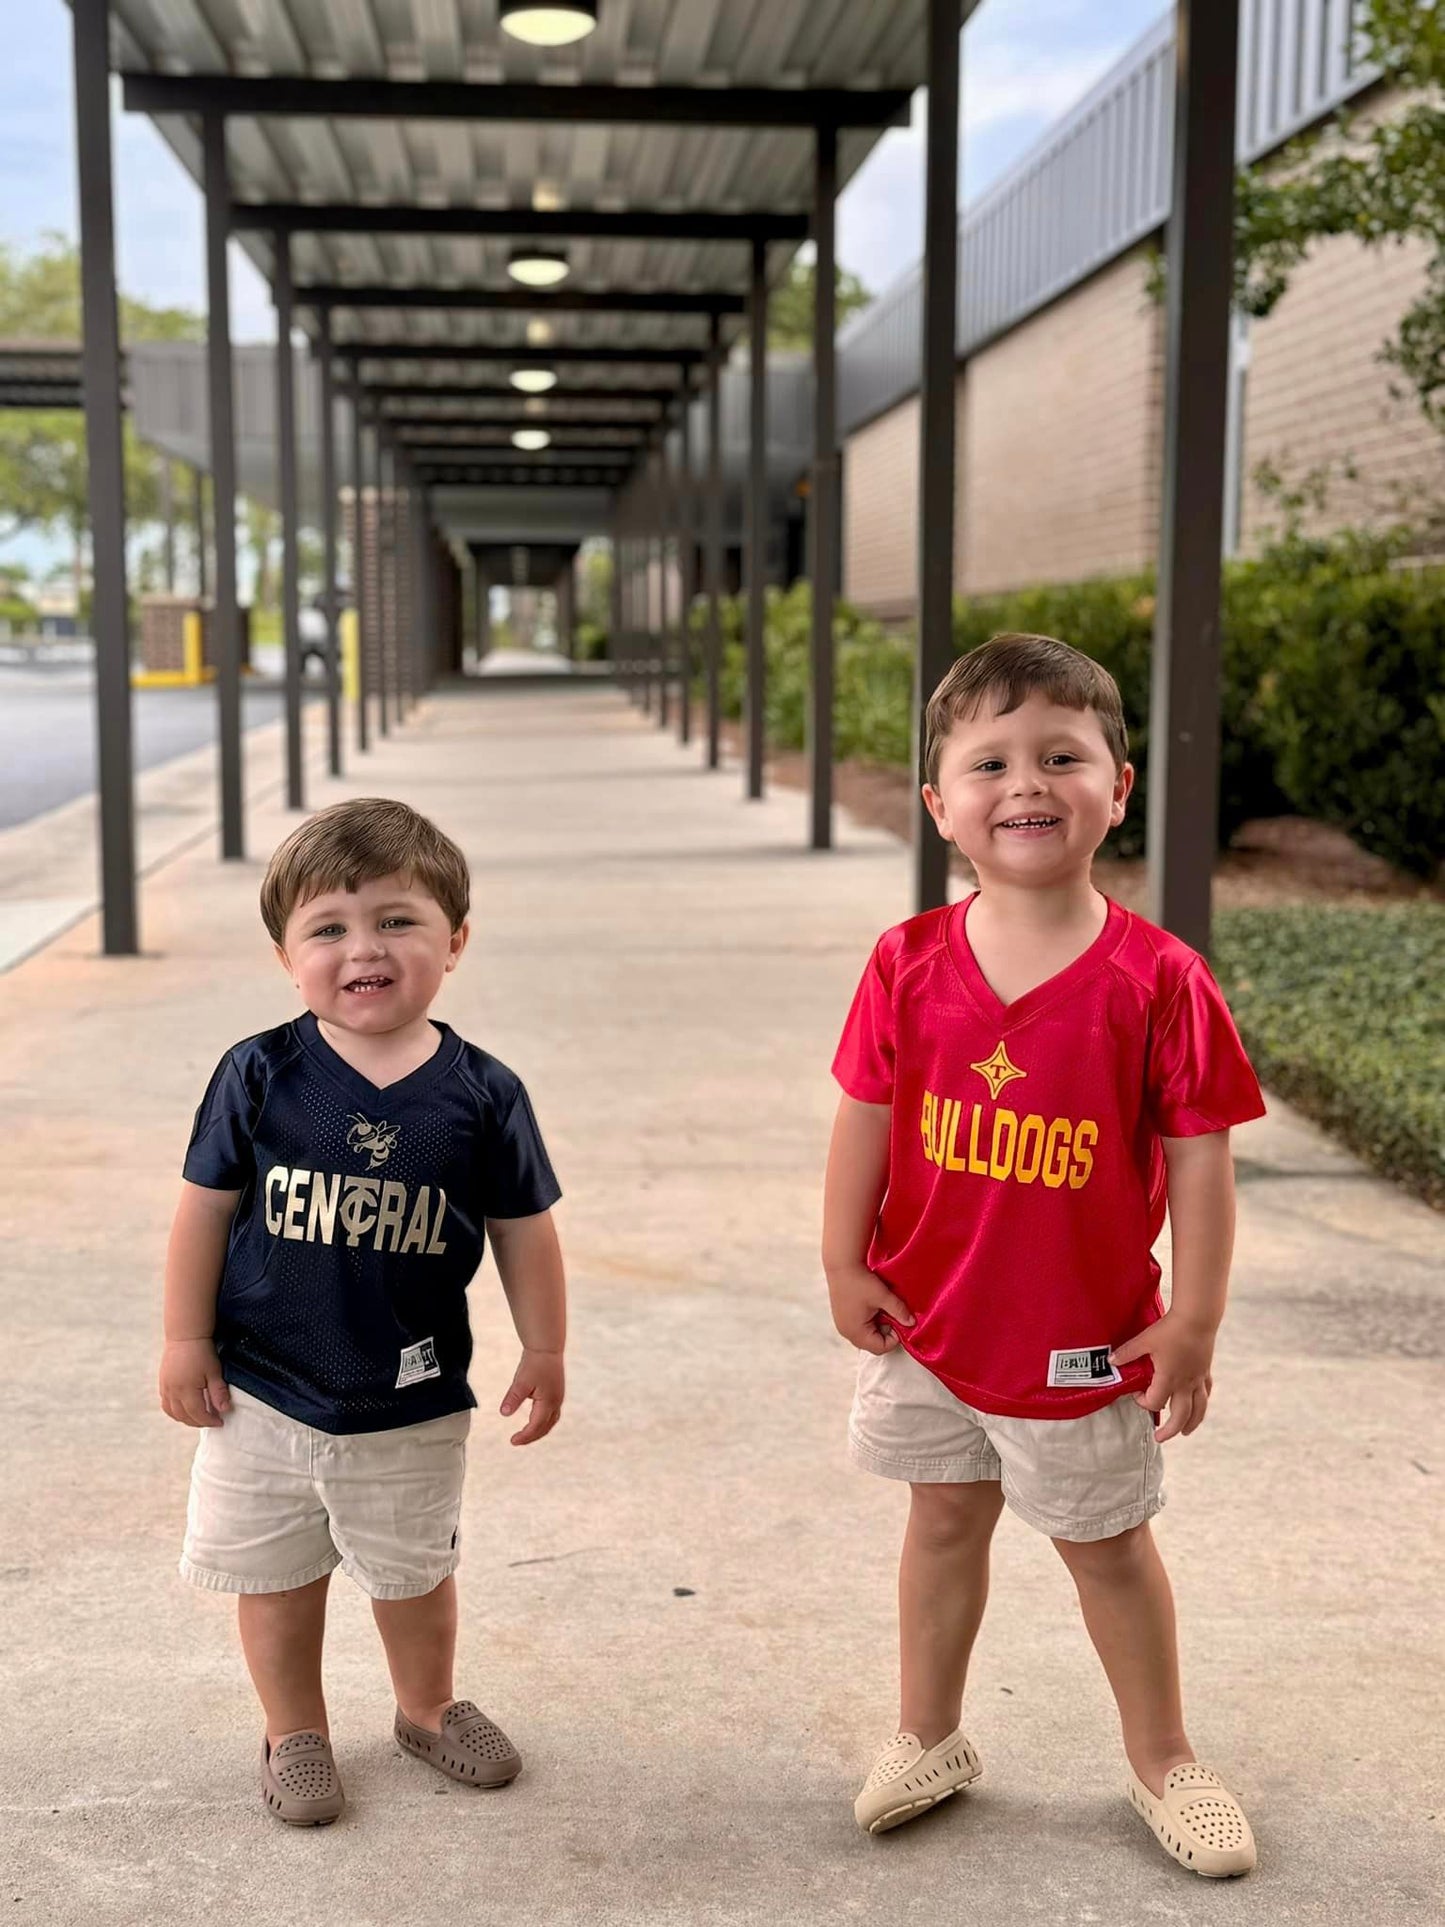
[0,659,310,830]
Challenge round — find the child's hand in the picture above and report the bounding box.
[499,1346,564,1446]
[827,1266,915,1355]
[158,1338,231,1427]
[1110,1312,1215,1443]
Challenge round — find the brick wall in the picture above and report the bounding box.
[959,248,1164,595]
[841,249,1164,614]
[843,392,920,619]
[1239,232,1445,547]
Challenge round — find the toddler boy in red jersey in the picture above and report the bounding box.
[824,634,1265,1877]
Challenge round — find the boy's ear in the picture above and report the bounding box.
[273,940,295,978]
[921,783,952,841]
[445,917,471,972]
[1111,761,1136,826]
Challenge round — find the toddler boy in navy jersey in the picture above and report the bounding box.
[159,797,567,1827]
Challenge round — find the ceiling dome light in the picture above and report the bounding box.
[507,246,570,288]
[509,365,558,394]
[500,3,599,48]
[512,428,552,451]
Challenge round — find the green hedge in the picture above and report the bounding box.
[1212,904,1445,1209]
[688,547,1444,878]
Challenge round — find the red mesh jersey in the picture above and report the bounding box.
[832,894,1266,1419]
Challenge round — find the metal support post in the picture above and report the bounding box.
[914,0,962,911]
[704,311,724,770]
[678,369,694,744]
[475,559,491,662]
[350,375,369,751]
[810,121,839,849]
[72,0,137,954]
[1146,0,1242,954]
[378,436,393,735]
[557,556,575,662]
[193,465,208,599]
[203,111,244,858]
[746,235,769,800]
[608,527,623,684]
[161,458,176,593]
[656,441,671,728]
[274,233,304,810]
[318,307,341,776]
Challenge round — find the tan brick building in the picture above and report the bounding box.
[836,8,1444,614]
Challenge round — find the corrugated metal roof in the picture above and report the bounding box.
[106,0,931,363]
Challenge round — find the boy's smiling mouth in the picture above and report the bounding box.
[343,975,394,995]
[995,814,1061,835]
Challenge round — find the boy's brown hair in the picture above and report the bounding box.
[922,632,1129,788]
[261,797,470,942]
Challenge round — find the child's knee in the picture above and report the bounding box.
[908,1479,1004,1549]
[1051,1517,1153,1581]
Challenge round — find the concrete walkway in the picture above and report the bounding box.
[2,682,1441,1927]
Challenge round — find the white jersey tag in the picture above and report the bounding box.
[1047,1346,1122,1389]
[396,1337,441,1388]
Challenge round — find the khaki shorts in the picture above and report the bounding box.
[180,1387,471,1600]
[849,1346,1164,1543]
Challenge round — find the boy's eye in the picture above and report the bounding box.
[974,759,1006,774]
[311,924,343,939]
[1046,754,1079,767]
[381,917,414,929]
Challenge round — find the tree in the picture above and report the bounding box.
[0,234,202,559]
[1234,1,1445,429]
[767,258,872,350]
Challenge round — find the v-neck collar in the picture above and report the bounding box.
[296,1010,460,1108]
[946,890,1126,1027]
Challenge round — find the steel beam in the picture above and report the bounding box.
[745,236,769,801]
[203,112,244,860]
[318,306,341,777]
[345,343,706,367]
[662,439,674,728]
[677,368,694,745]
[556,557,576,664]
[274,235,304,811]
[73,0,137,956]
[160,457,175,592]
[350,374,369,752]
[420,468,629,486]
[300,285,745,317]
[809,122,839,851]
[379,437,394,734]
[914,0,962,913]
[704,313,723,770]
[193,465,208,598]
[340,382,681,405]
[235,202,808,244]
[122,73,912,129]
[387,414,658,433]
[401,442,644,461]
[1146,0,1242,954]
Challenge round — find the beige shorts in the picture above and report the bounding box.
[180,1387,471,1600]
[848,1346,1164,1543]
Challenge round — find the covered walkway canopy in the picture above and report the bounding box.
[70,0,1240,965]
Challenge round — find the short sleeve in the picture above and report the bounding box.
[482,1081,562,1218]
[1147,960,1267,1137]
[832,939,897,1105]
[183,1051,259,1189]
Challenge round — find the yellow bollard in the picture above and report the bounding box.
[340,607,360,701]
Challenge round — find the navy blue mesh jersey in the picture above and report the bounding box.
[183,1013,561,1434]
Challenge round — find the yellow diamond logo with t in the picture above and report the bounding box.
[970,1041,1026,1100]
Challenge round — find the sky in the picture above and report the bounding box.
[2,0,1167,574]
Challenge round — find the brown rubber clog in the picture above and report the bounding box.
[393,1700,522,1788]
[261,1730,345,1826]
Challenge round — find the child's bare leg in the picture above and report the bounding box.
[372,1575,457,1731]
[1052,1521,1195,1794]
[899,1481,1005,1746]
[237,1574,332,1744]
